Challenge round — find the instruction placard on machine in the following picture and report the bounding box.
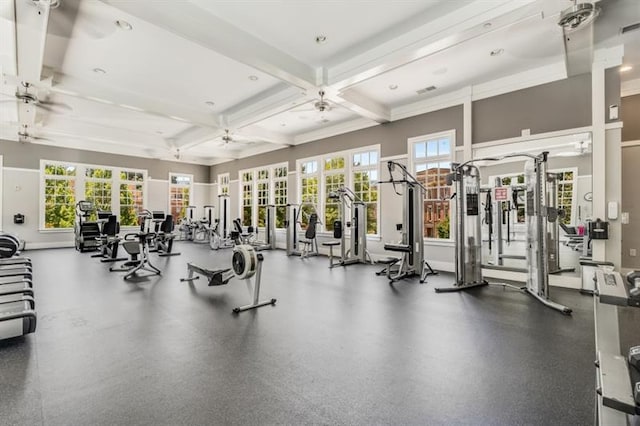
[494,187,508,201]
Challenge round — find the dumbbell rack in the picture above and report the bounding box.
[593,270,639,425]
[0,256,37,340]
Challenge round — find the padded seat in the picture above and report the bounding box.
[376,257,399,264]
[322,241,340,247]
[384,243,411,253]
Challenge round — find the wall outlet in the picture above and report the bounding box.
[609,104,619,120]
[521,128,531,137]
[631,248,637,257]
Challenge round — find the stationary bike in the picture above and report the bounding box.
[109,211,161,280]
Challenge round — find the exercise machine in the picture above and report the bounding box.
[0,233,25,258]
[285,203,319,258]
[210,195,235,250]
[91,215,127,263]
[180,244,276,313]
[74,200,101,252]
[435,152,572,315]
[592,268,640,424]
[109,211,161,280]
[375,161,437,283]
[232,206,276,251]
[149,212,180,256]
[323,187,372,267]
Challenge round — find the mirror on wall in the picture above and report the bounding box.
[471,132,592,277]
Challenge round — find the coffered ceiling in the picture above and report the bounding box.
[0,0,638,165]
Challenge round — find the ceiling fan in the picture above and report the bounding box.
[17,125,54,143]
[291,90,332,113]
[0,82,72,114]
[217,129,254,149]
[557,0,600,76]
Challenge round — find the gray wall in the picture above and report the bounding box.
[472,73,592,143]
[211,105,464,177]
[0,139,210,182]
[621,94,640,142]
[621,145,640,269]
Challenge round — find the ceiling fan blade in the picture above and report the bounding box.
[40,100,73,111]
[290,107,317,113]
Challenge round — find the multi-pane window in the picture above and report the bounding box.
[300,160,319,228]
[85,167,113,221]
[169,173,192,222]
[239,164,288,228]
[324,156,345,232]
[43,163,77,229]
[273,166,288,228]
[297,146,380,235]
[120,171,144,226]
[218,173,230,196]
[353,150,379,234]
[241,171,253,227]
[411,131,454,239]
[556,170,576,225]
[41,161,146,229]
[256,169,270,227]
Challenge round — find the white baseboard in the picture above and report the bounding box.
[25,241,75,250]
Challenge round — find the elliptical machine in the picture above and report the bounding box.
[109,210,161,280]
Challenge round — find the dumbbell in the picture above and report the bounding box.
[629,346,640,405]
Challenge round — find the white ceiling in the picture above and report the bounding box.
[0,0,638,165]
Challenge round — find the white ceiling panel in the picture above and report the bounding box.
[190,0,449,67]
[43,0,283,113]
[349,13,565,108]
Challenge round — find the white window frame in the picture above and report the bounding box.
[296,144,381,237]
[408,130,455,242]
[168,173,194,222]
[39,159,148,231]
[217,173,230,196]
[238,162,288,229]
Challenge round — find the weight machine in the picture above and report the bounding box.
[285,203,319,257]
[376,161,437,283]
[545,173,576,274]
[210,195,235,250]
[435,152,572,315]
[324,187,372,267]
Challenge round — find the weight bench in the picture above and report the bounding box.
[376,256,401,278]
[180,263,234,286]
[382,243,438,283]
[322,241,341,268]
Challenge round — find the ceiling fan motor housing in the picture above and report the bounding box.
[558,2,599,32]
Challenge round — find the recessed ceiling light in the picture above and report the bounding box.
[483,22,492,28]
[280,123,286,127]
[115,20,133,30]
[248,75,259,81]
[205,101,215,107]
[315,35,327,44]
[93,67,106,74]
[388,84,398,90]
[620,65,633,72]
[490,48,504,56]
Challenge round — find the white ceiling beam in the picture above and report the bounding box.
[46,74,221,130]
[236,124,294,146]
[326,0,539,91]
[224,83,308,129]
[13,0,52,127]
[15,0,50,83]
[332,89,390,123]
[100,0,318,89]
[170,125,219,151]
